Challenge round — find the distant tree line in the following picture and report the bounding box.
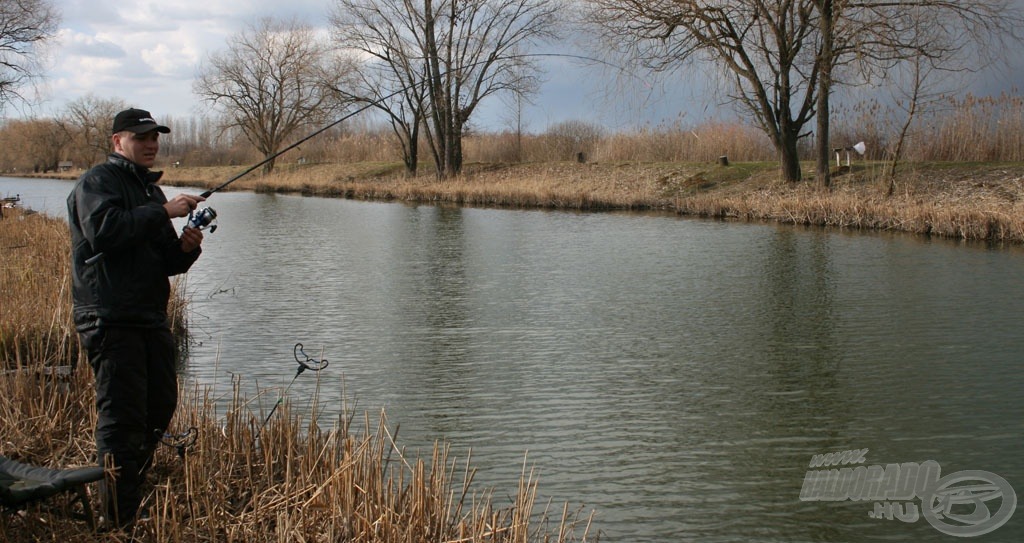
[0,97,364,173]
[4,90,1024,174]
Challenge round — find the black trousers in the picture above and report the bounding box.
[80,326,178,525]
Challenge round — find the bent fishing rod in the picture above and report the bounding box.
[84,88,369,265]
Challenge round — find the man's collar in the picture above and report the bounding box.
[108,153,163,183]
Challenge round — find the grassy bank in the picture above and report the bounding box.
[38,158,1024,244]
[0,208,595,542]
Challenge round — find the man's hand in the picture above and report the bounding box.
[164,193,206,219]
[180,226,204,253]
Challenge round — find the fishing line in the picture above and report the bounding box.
[261,342,330,430]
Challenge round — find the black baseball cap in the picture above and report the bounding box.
[111,108,170,135]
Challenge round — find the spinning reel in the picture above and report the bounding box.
[186,206,218,233]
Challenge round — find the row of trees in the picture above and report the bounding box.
[0,96,268,173]
[1,0,1022,182]
[188,0,1023,183]
[4,91,1024,173]
[587,1,1023,184]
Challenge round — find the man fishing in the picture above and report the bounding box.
[67,108,205,528]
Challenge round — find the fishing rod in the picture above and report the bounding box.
[261,342,330,430]
[84,53,630,267]
[81,78,384,266]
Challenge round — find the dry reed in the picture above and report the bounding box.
[675,163,1024,242]
[0,206,596,542]
[0,209,76,369]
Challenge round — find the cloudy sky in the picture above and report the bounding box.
[22,0,1024,132]
[34,0,655,131]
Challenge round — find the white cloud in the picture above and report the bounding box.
[140,40,200,78]
[35,0,337,116]
[58,29,125,59]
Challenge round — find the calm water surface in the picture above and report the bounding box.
[5,177,1023,542]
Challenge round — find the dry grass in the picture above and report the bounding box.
[0,209,77,369]
[142,158,1024,244]
[1,370,594,542]
[137,384,591,543]
[673,162,1024,242]
[0,207,596,542]
[151,161,672,211]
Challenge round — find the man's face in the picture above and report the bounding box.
[114,130,161,168]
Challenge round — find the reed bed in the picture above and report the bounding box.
[675,163,1024,242]
[0,209,189,370]
[160,161,673,212]
[0,206,596,542]
[0,209,76,369]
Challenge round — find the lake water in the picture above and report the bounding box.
[5,176,1023,542]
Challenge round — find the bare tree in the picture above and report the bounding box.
[813,1,1023,186]
[60,94,128,167]
[330,0,432,175]
[586,1,1023,184]
[194,18,355,175]
[500,56,542,162]
[0,0,59,110]
[423,0,560,178]
[587,1,820,182]
[544,119,604,161]
[882,55,951,195]
[333,0,559,179]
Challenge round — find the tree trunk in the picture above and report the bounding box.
[448,124,463,177]
[775,117,803,183]
[816,0,834,188]
[424,0,445,179]
[397,117,419,176]
[779,134,803,183]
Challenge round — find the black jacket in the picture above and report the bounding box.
[68,153,201,331]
